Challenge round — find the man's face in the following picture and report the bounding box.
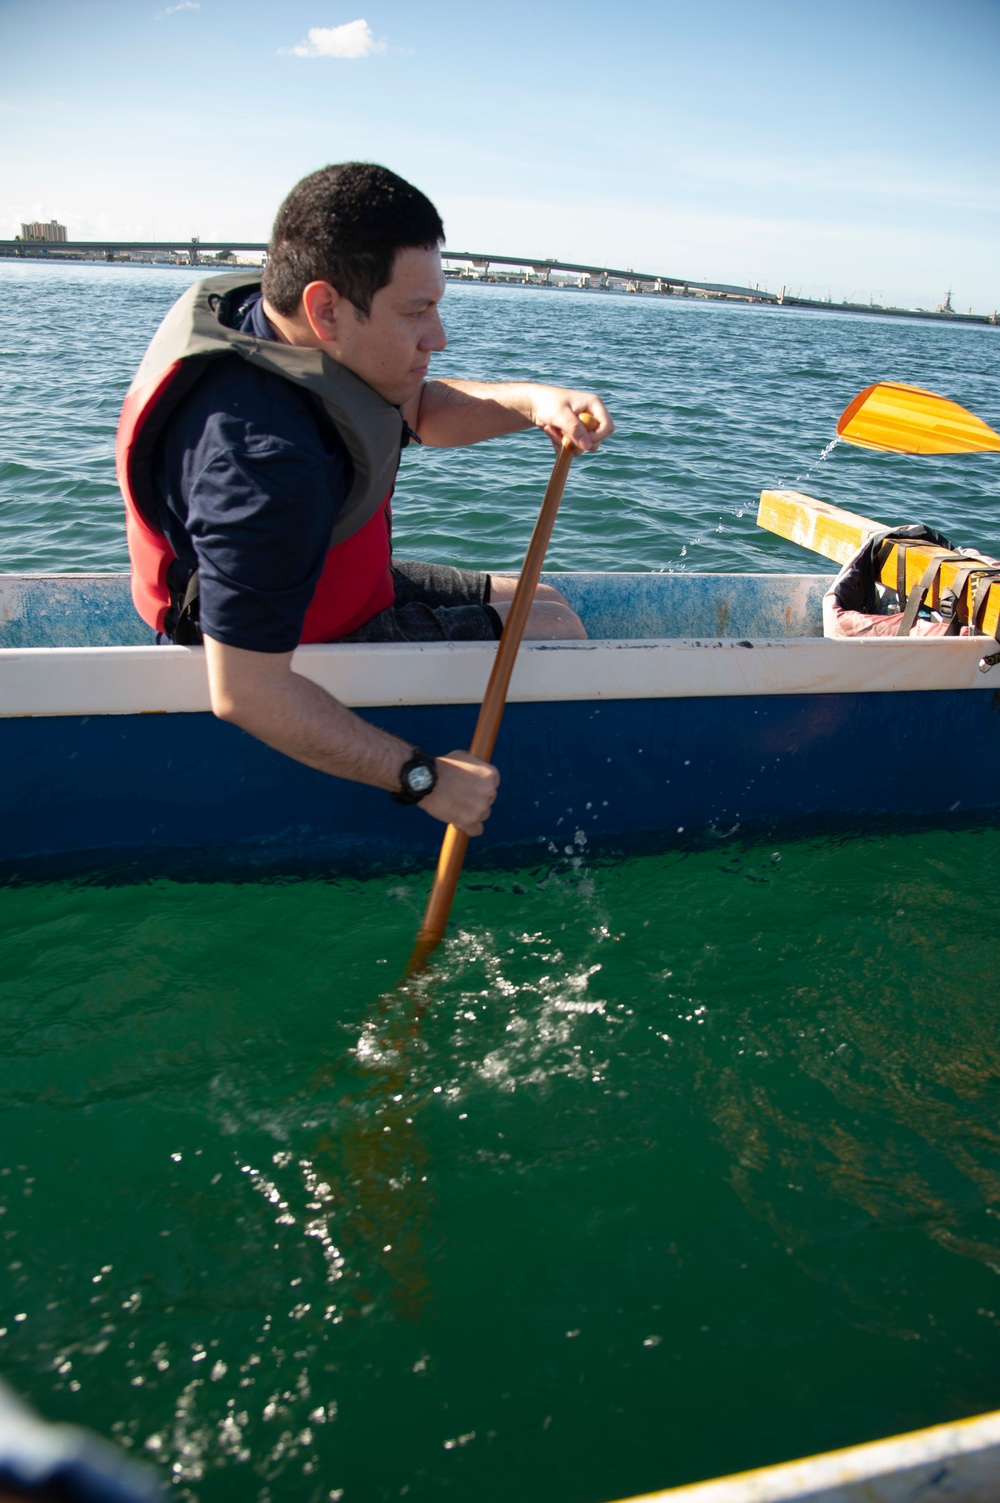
[333,246,447,405]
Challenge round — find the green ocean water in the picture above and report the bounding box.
[2,262,1000,1501]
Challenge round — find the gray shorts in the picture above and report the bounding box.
[337,560,503,643]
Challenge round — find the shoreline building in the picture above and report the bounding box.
[20,219,67,242]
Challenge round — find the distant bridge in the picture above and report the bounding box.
[440,251,772,301]
[0,238,773,301]
[1,241,994,326]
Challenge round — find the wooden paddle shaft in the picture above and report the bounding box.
[411,418,596,963]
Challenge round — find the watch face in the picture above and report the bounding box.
[407,764,435,794]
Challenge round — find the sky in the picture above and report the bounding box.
[2,0,998,311]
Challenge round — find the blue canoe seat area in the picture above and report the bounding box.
[0,571,833,648]
[0,574,153,647]
[554,572,830,641]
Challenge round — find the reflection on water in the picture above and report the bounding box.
[674,834,1000,1371]
[3,830,1000,1500]
[704,895,1000,1296]
[312,980,436,1326]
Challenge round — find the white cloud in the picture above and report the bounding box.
[281,19,386,59]
[154,1,199,17]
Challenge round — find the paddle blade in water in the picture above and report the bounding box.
[837,382,1000,455]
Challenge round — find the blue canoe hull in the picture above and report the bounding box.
[4,686,997,876]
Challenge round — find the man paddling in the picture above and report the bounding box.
[116,163,613,837]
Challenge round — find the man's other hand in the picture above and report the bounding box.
[422,751,500,836]
[530,388,614,452]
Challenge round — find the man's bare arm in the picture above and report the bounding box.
[409,380,614,452]
[203,636,499,836]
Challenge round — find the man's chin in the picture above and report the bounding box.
[386,373,428,407]
[357,371,423,406]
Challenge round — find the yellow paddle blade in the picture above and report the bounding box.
[837,382,1000,455]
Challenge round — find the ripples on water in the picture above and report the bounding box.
[2,261,999,574]
[2,263,1000,1501]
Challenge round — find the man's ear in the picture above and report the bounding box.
[300,281,343,344]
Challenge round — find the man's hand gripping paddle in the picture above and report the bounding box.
[837,382,1000,456]
[406,412,599,976]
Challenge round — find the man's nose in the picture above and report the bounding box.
[421,311,447,351]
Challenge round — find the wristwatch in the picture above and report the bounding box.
[392,750,438,805]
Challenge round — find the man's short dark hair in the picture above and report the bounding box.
[261,162,444,318]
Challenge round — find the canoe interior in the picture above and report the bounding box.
[0,571,832,648]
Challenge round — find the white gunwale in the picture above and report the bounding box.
[0,633,995,718]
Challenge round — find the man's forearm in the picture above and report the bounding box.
[414,379,534,447]
[211,650,412,789]
[202,636,500,835]
[412,379,614,452]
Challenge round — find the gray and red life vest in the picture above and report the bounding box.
[115,273,405,641]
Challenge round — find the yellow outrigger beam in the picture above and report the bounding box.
[757,488,1000,640]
